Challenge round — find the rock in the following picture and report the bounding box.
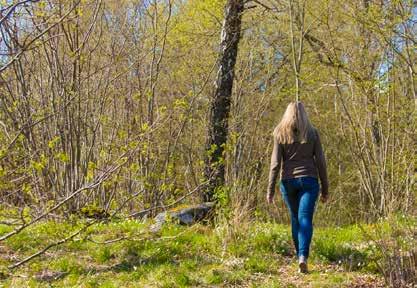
[150,202,215,232]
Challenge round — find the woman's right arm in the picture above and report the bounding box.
[313,129,329,197]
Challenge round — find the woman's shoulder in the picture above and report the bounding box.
[308,126,319,141]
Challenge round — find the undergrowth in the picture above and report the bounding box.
[0,214,414,287]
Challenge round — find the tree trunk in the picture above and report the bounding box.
[202,0,244,202]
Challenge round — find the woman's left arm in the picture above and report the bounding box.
[267,137,283,201]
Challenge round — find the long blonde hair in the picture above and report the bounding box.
[273,101,315,144]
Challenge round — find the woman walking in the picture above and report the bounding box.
[266,101,329,273]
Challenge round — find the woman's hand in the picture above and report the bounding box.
[320,193,328,204]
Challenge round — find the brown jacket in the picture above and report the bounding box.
[267,128,328,198]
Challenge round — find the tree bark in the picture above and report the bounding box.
[202,0,244,202]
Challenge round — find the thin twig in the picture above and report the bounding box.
[8,219,97,269]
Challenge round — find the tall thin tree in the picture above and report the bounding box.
[203,0,244,202]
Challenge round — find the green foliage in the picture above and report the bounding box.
[85,161,96,182]
[1,218,409,286]
[213,185,230,207]
[92,246,115,264]
[0,0,415,285]
[30,153,47,172]
[80,204,109,219]
[243,255,273,273]
[53,257,85,275]
[312,224,383,272]
[47,136,61,149]
[205,268,227,284]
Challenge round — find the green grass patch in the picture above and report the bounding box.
[0,216,407,287]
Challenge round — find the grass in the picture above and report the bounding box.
[0,215,413,287]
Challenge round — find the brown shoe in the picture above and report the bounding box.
[298,256,308,273]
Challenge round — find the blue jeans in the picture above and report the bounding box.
[280,176,319,259]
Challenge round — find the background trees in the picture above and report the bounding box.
[0,0,415,225]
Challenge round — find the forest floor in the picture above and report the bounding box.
[0,214,414,287]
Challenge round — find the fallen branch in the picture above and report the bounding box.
[8,219,98,269]
[85,219,197,245]
[9,207,201,269]
[0,163,122,242]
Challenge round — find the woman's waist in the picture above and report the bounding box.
[281,162,318,179]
